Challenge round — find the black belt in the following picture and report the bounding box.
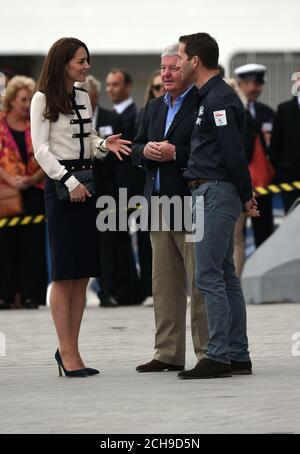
[59,159,93,172]
[188,179,214,190]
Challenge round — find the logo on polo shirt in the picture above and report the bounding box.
[213,110,227,126]
[196,105,205,125]
[198,105,204,116]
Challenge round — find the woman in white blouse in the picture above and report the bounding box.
[31,37,131,378]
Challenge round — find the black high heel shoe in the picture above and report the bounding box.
[55,350,89,378]
[85,367,100,376]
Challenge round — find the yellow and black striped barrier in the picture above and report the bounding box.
[253,181,300,197]
[0,215,45,229]
[0,181,300,227]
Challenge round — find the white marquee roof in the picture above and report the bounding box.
[1,0,299,64]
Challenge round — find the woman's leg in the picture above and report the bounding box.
[50,279,84,371]
[69,278,89,368]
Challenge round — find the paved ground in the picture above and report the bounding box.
[1,297,300,434]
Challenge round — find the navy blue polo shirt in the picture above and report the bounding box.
[184,74,253,203]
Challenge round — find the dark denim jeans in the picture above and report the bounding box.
[191,181,250,364]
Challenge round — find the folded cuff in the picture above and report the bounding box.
[64,175,80,192]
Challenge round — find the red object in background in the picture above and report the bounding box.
[249,136,275,189]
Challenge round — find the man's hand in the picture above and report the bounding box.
[143,142,162,161]
[261,129,272,147]
[159,141,176,162]
[244,197,260,217]
[143,140,176,162]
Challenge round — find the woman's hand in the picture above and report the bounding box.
[105,133,132,161]
[69,183,92,203]
[25,169,45,187]
[8,175,30,190]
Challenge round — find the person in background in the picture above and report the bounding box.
[135,69,165,131]
[80,74,122,307]
[226,77,248,277]
[234,64,275,249]
[0,75,47,310]
[144,69,165,106]
[217,64,225,78]
[106,68,152,305]
[270,69,300,212]
[0,68,15,111]
[106,68,137,140]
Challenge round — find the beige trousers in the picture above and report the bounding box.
[150,230,208,365]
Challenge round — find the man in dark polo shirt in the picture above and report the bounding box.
[177,33,259,379]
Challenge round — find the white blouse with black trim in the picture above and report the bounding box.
[30,86,108,192]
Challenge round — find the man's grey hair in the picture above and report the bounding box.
[161,43,179,59]
[79,75,102,94]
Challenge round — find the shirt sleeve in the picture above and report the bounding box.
[209,96,253,203]
[30,91,79,192]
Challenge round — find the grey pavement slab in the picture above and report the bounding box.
[0,302,300,434]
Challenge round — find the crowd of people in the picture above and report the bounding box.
[1,52,299,310]
[0,33,299,378]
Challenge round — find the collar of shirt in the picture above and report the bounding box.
[197,74,222,100]
[297,96,300,109]
[163,85,194,137]
[247,101,256,119]
[113,98,134,114]
[163,84,194,108]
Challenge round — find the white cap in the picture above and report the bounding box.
[234,63,267,83]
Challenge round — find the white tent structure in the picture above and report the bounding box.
[1,0,300,65]
[1,0,300,109]
[242,202,300,304]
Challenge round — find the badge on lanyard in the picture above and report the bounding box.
[99,125,113,138]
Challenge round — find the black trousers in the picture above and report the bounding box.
[137,230,152,301]
[251,194,274,247]
[97,229,152,305]
[97,228,141,305]
[0,187,48,305]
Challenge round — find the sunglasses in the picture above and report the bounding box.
[152,84,163,91]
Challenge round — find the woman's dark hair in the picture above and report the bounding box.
[35,37,90,122]
[179,33,219,69]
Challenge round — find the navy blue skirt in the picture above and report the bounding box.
[44,177,100,281]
